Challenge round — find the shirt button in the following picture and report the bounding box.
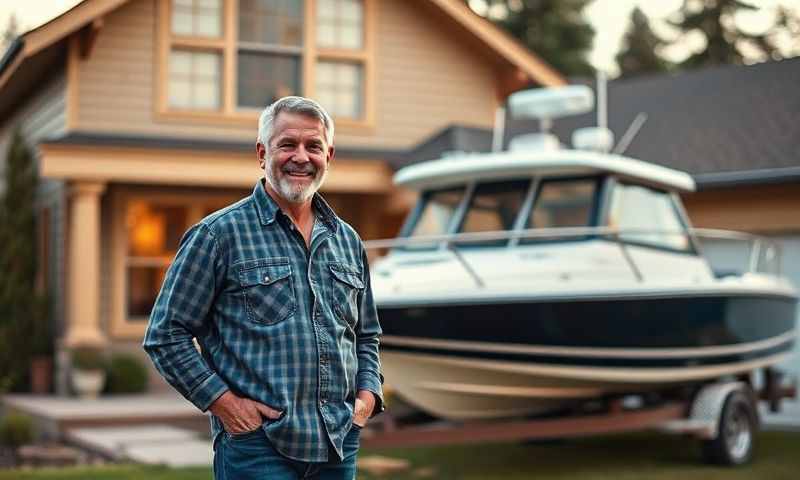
[263,276,270,282]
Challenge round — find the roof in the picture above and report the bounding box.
[510,58,800,188]
[0,0,564,114]
[393,150,696,192]
[42,132,407,162]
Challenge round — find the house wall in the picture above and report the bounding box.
[75,0,498,149]
[682,183,800,234]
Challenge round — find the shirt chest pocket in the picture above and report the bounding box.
[329,264,365,329]
[238,261,296,325]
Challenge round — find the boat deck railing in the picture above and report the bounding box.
[363,227,783,283]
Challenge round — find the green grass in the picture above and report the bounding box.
[0,465,211,480]
[1,432,798,479]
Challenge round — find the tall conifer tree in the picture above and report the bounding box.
[616,7,672,78]
[470,0,596,76]
[669,0,796,68]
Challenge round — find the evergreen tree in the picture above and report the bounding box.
[616,7,672,78]
[470,0,596,76]
[668,0,794,69]
[0,130,48,392]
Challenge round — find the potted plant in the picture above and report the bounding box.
[69,347,108,399]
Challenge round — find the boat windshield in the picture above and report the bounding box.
[519,178,598,244]
[607,183,690,252]
[454,180,531,247]
[402,186,466,249]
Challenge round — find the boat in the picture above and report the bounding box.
[366,86,798,421]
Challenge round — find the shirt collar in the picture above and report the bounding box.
[253,179,339,234]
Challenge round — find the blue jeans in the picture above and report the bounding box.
[213,426,361,480]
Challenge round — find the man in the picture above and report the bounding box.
[143,96,384,479]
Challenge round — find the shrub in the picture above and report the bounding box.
[104,354,149,394]
[0,413,33,448]
[71,347,107,371]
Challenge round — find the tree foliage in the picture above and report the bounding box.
[669,0,799,69]
[616,7,672,78]
[469,0,596,76]
[0,130,50,392]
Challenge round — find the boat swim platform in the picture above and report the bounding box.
[0,393,209,442]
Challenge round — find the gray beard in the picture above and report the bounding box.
[265,163,327,204]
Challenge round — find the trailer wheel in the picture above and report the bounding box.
[701,389,758,466]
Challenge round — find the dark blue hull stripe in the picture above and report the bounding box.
[377,294,797,349]
[381,339,795,368]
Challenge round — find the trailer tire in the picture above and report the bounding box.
[701,389,757,466]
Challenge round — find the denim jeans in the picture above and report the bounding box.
[213,425,361,480]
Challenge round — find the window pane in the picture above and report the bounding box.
[172,10,193,36]
[404,188,466,250]
[168,50,221,110]
[608,184,689,250]
[316,0,363,49]
[126,202,188,257]
[527,179,596,230]
[316,61,362,118]
[171,0,221,37]
[239,0,304,46]
[169,79,193,108]
[457,180,529,247]
[127,266,168,318]
[196,11,222,37]
[237,52,301,108]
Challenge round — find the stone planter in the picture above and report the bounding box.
[71,369,105,399]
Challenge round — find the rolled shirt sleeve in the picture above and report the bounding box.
[356,249,385,417]
[143,223,229,412]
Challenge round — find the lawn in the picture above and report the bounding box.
[1,431,798,479]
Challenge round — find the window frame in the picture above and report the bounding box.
[156,0,376,129]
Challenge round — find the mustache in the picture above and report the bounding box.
[282,162,317,175]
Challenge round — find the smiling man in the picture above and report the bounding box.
[144,96,384,480]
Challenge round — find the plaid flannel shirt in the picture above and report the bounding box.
[143,180,384,462]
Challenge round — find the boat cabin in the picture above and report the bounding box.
[372,150,719,298]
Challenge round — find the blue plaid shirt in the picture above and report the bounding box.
[143,180,384,462]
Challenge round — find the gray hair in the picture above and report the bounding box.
[257,96,335,147]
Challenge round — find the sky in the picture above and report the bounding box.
[1,0,798,75]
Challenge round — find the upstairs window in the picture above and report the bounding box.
[160,0,372,123]
[237,0,304,108]
[171,0,223,37]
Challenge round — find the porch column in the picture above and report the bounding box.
[64,181,107,347]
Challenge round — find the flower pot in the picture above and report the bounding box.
[71,369,105,399]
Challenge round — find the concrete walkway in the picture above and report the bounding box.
[66,425,212,467]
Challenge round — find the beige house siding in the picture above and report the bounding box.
[75,0,499,149]
[682,183,800,234]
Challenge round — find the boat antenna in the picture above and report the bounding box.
[612,113,648,155]
[492,106,506,152]
[597,70,607,132]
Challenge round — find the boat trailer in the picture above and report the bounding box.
[363,368,796,466]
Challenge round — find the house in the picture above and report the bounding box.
[0,0,564,393]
